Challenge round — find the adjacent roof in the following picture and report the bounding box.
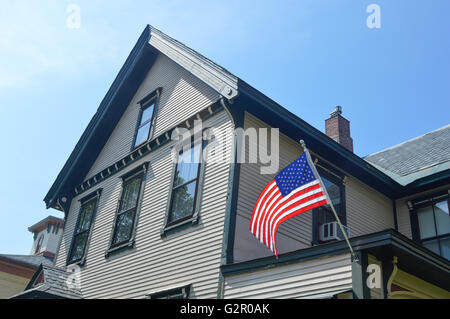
[28,215,64,233]
[0,254,54,268]
[365,125,450,186]
[10,264,83,299]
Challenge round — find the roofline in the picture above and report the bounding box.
[366,123,450,158]
[403,168,450,195]
[24,263,44,290]
[43,25,153,208]
[237,80,404,198]
[0,255,43,270]
[28,216,64,232]
[10,288,67,299]
[44,25,240,210]
[148,25,238,99]
[220,229,450,278]
[44,24,448,210]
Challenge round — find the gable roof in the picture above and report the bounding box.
[365,124,450,186]
[11,264,83,299]
[44,25,238,210]
[44,25,448,210]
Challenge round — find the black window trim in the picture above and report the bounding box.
[131,88,161,150]
[66,188,102,266]
[105,162,149,258]
[311,160,347,246]
[147,284,191,299]
[160,131,209,237]
[409,190,450,258]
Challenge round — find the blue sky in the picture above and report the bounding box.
[0,0,449,254]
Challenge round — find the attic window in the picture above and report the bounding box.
[132,88,161,149]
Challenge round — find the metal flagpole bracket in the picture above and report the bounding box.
[299,140,307,152]
[299,138,359,263]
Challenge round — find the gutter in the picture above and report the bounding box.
[220,229,450,277]
[237,80,403,199]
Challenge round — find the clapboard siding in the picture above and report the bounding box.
[396,200,412,239]
[345,177,394,237]
[234,113,312,263]
[223,254,352,299]
[55,109,233,299]
[234,113,395,263]
[85,53,220,180]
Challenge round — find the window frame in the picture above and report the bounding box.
[105,162,149,257]
[35,235,44,254]
[311,162,347,245]
[161,133,208,237]
[66,188,102,266]
[54,223,60,234]
[131,88,161,150]
[410,191,450,259]
[147,284,191,299]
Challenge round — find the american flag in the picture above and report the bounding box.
[250,150,329,256]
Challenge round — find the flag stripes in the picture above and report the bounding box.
[249,152,329,256]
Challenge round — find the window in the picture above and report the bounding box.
[134,102,155,148]
[132,89,160,149]
[35,235,44,254]
[148,285,191,299]
[108,163,148,253]
[414,198,449,260]
[167,141,203,227]
[313,169,346,244]
[67,190,101,265]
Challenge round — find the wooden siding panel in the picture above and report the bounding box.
[234,113,311,263]
[234,113,395,263]
[345,177,394,237]
[56,110,232,299]
[223,254,352,299]
[396,200,412,239]
[85,53,220,180]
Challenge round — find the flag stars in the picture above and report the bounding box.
[275,153,317,196]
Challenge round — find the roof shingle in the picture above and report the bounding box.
[365,124,450,185]
[10,264,83,299]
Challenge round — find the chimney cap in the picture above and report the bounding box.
[330,106,342,117]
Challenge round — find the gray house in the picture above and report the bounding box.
[18,25,449,299]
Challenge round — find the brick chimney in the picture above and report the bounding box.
[325,106,353,152]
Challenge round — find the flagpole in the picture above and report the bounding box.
[300,140,359,263]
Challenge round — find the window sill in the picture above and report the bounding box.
[105,239,135,258]
[160,215,200,238]
[66,257,86,268]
